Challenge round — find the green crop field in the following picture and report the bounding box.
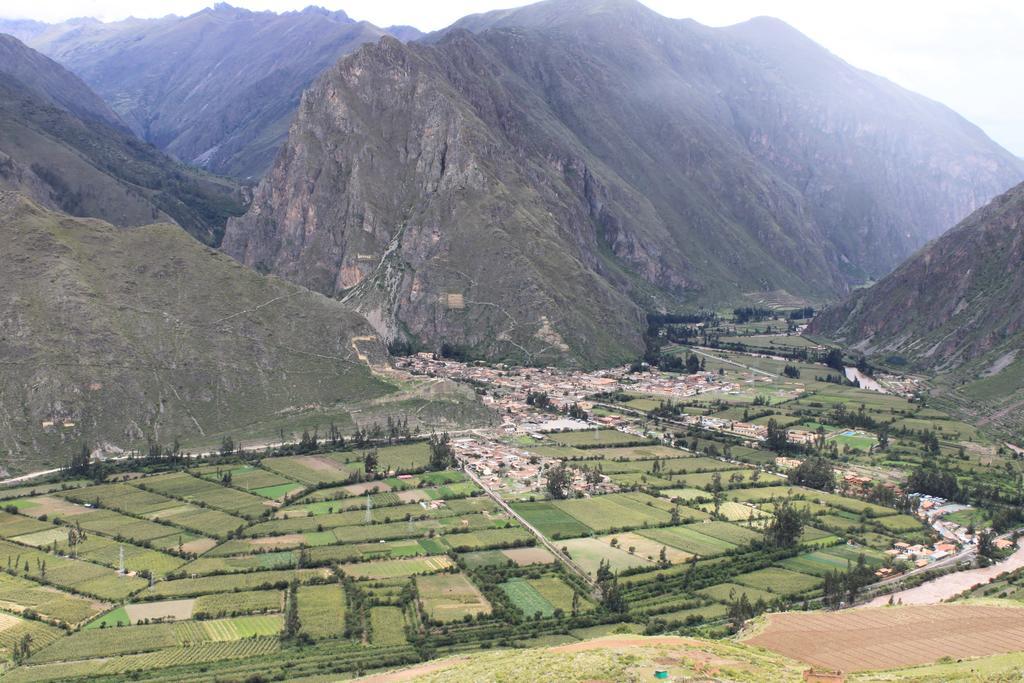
[260,456,356,485]
[546,430,648,446]
[637,526,736,557]
[296,583,345,638]
[369,606,407,645]
[133,473,270,519]
[552,493,672,532]
[696,582,776,605]
[0,573,105,626]
[147,569,330,599]
[340,555,453,579]
[194,590,282,619]
[528,576,585,612]
[733,567,821,596]
[501,578,557,617]
[509,502,591,538]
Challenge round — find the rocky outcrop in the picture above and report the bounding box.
[223,0,1024,365]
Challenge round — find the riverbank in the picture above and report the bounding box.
[863,538,1024,606]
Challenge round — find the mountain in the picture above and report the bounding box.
[0,18,48,42]
[0,191,487,475]
[809,182,1024,434]
[222,0,1023,366]
[0,33,244,244]
[25,5,421,179]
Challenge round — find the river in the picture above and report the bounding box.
[844,366,886,393]
[863,539,1024,606]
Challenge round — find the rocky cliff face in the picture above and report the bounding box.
[224,35,646,367]
[223,0,1024,365]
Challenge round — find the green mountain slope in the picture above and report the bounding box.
[0,192,403,475]
[810,182,1024,435]
[222,0,1022,366]
[0,33,244,244]
[25,5,417,179]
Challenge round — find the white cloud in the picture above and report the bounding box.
[3,0,1022,154]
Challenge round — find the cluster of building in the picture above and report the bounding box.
[874,374,923,398]
[880,540,959,572]
[452,437,616,497]
[395,353,742,429]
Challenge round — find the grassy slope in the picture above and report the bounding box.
[0,193,486,474]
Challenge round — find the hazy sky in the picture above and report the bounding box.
[4,1,1022,155]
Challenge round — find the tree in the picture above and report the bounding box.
[824,348,845,372]
[282,579,301,640]
[546,462,571,500]
[428,433,455,471]
[765,419,791,452]
[710,471,723,519]
[69,444,91,475]
[297,429,318,454]
[658,546,669,569]
[12,633,32,663]
[219,436,234,457]
[727,593,755,633]
[595,558,614,584]
[978,529,996,559]
[363,449,379,474]
[783,364,801,379]
[788,456,836,492]
[685,353,701,374]
[670,505,681,525]
[764,498,805,548]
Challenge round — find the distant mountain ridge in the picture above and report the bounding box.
[809,182,1024,434]
[222,0,1023,366]
[17,4,423,179]
[0,33,243,243]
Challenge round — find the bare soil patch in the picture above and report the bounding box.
[745,604,1024,672]
[303,456,349,473]
[28,496,93,517]
[126,598,195,622]
[250,534,304,548]
[345,481,394,495]
[352,657,467,682]
[181,538,218,554]
[500,547,557,566]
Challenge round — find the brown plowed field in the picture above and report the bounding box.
[745,604,1024,672]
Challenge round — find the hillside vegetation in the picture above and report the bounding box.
[0,192,454,474]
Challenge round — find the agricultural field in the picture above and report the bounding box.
[296,583,345,638]
[416,572,491,623]
[0,573,105,626]
[747,605,1024,672]
[637,524,742,557]
[340,555,453,579]
[0,328,1015,681]
[134,473,270,519]
[546,430,650,447]
[369,606,407,645]
[559,537,650,574]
